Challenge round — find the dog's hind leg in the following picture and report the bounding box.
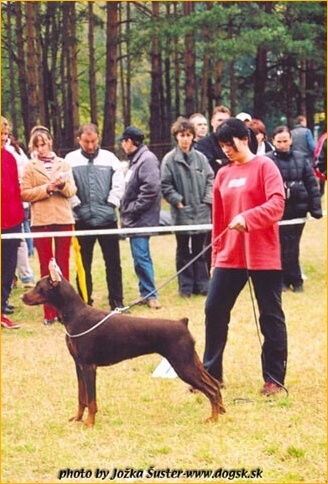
[168,351,225,422]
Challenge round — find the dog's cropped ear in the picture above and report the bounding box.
[48,258,62,287]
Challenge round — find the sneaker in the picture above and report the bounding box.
[293,285,304,293]
[1,315,21,329]
[179,292,191,298]
[147,299,162,309]
[260,381,283,396]
[43,318,57,325]
[135,296,147,305]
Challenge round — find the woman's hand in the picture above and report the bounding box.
[228,214,247,232]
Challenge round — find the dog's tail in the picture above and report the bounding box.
[180,317,189,327]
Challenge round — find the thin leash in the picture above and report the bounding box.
[240,232,289,398]
[65,226,229,338]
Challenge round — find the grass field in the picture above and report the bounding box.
[1,214,327,483]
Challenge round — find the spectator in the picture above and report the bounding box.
[266,126,322,292]
[203,117,287,396]
[120,126,162,309]
[1,116,25,329]
[161,117,214,297]
[196,106,231,271]
[313,132,327,197]
[291,115,315,165]
[5,129,35,288]
[189,113,208,144]
[65,123,125,310]
[248,119,273,155]
[196,105,231,175]
[21,126,77,325]
[236,112,252,126]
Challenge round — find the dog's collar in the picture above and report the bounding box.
[65,307,128,338]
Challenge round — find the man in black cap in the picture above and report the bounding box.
[120,126,162,309]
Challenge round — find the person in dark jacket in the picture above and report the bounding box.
[161,117,214,297]
[266,126,322,292]
[65,123,125,310]
[120,126,162,309]
[291,115,316,165]
[195,105,231,175]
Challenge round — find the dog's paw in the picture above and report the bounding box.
[205,415,218,423]
[69,415,83,423]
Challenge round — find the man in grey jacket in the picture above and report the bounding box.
[65,123,125,310]
[120,126,162,309]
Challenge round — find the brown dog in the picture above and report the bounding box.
[22,261,225,427]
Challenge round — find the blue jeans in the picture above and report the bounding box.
[203,268,287,385]
[130,236,158,299]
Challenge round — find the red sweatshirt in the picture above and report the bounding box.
[211,155,285,270]
[1,148,25,229]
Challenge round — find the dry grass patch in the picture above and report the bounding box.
[1,215,326,483]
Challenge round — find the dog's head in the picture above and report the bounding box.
[22,259,63,307]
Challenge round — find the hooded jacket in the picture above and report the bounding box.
[161,146,214,227]
[120,144,161,229]
[266,149,322,220]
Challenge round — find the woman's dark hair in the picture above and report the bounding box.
[272,125,290,139]
[215,118,249,143]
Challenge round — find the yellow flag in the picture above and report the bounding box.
[72,236,88,303]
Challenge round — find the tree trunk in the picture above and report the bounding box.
[229,61,237,116]
[183,2,196,116]
[5,4,18,134]
[173,3,180,119]
[253,47,267,119]
[62,2,79,146]
[213,60,223,106]
[102,1,118,148]
[305,60,316,132]
[46,2,62,145]
[200,2,213,116]
[149,2,162,149]
[119,2,131,127]
[14,2,29,143]
[88,2,97,125]
[25,2,39,129]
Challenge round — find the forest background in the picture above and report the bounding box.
[1,1,327,160]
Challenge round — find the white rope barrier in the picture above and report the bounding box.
[1,214,325,240]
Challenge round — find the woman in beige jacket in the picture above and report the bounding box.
[21,126,77,324]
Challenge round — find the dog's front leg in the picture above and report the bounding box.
[69,361,87,423]
[82,363,98,427]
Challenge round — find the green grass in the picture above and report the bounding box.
[1,213,327,483]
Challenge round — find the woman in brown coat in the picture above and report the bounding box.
[21,126,77,324]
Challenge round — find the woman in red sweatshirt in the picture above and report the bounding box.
[203,118,287,396]
[1,117,25,329]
